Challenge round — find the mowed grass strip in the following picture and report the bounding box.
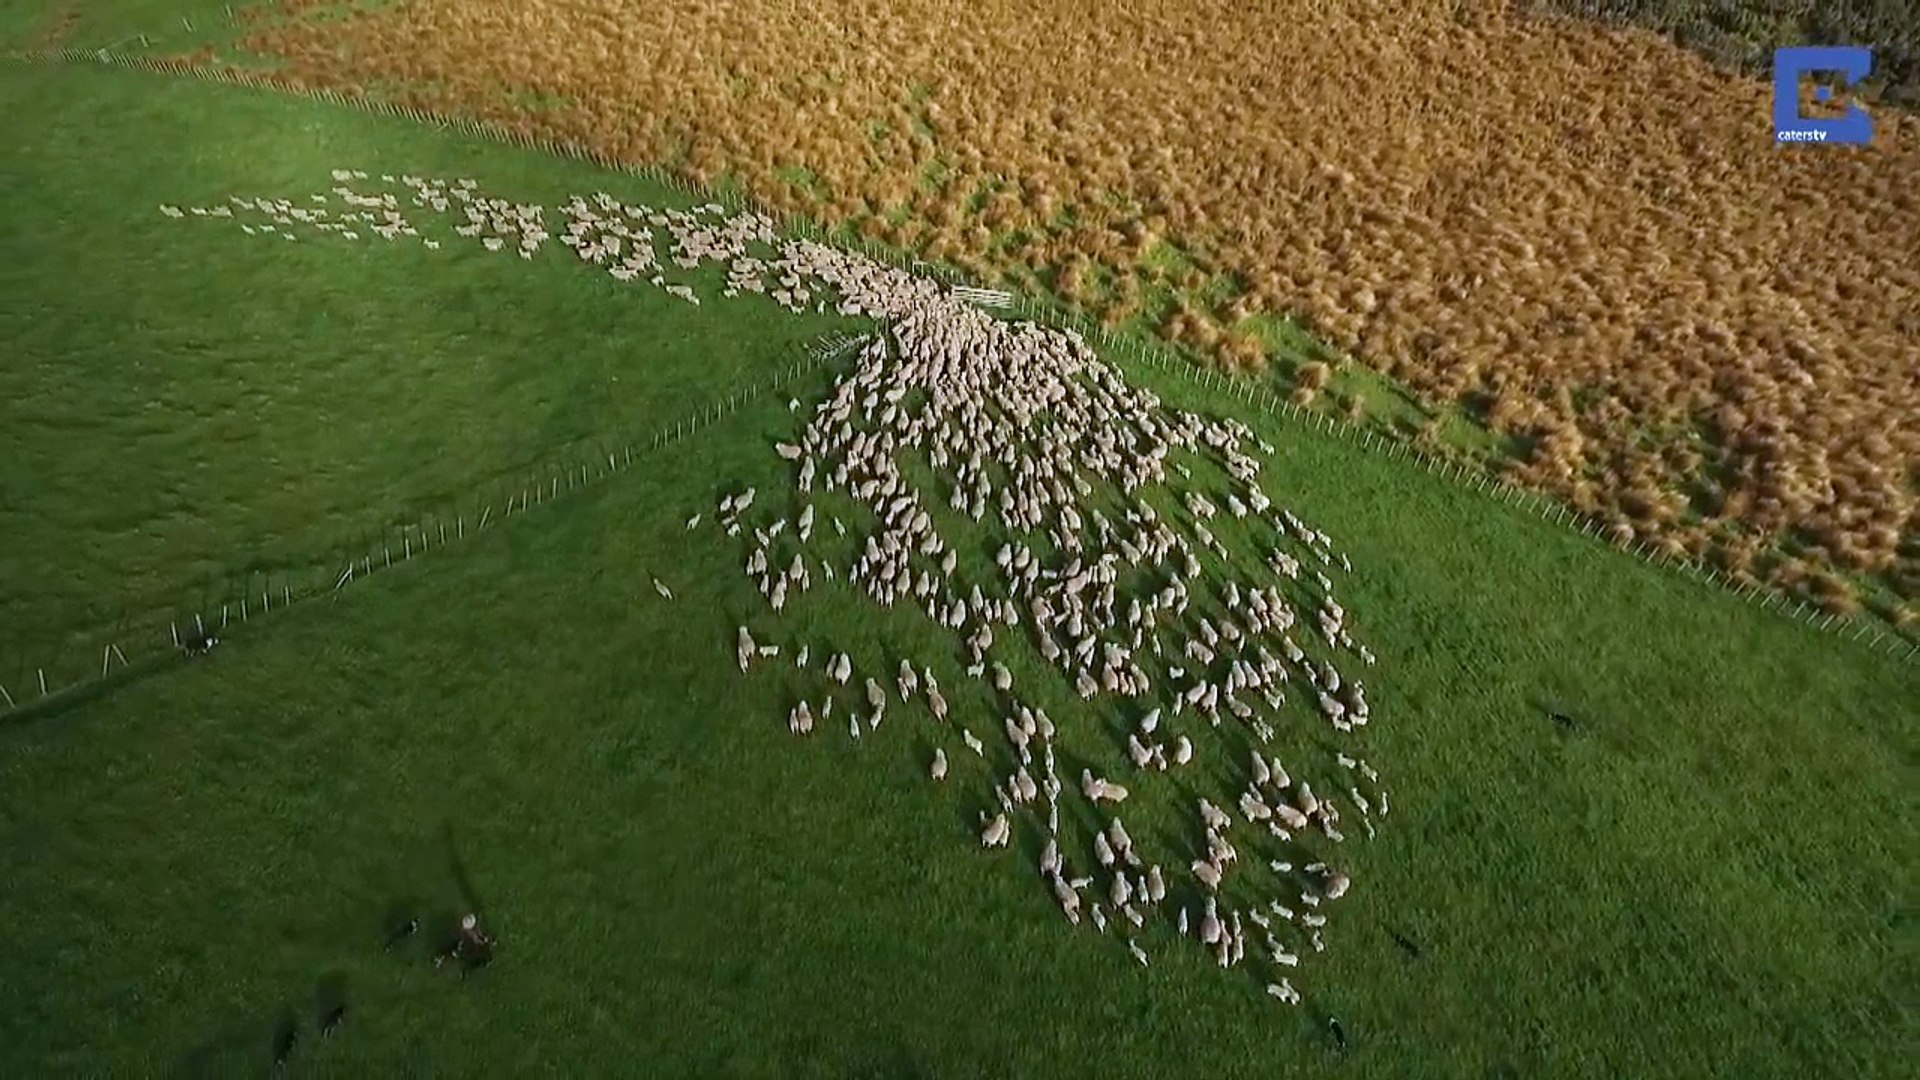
[0,60,857,673]
[0,318,1913,1077]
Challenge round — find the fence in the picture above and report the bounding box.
[3,44,1913,672]
[952,286,1015,309]
[0,331,864,722]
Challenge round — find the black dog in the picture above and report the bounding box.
[1329,1016,1348,1051]
[320,1004,347,1038]
[181,623,218,657]
[459,941,495,979]
[271,1020,298,1070]
[383,917,419,952]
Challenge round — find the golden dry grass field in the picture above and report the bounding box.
[218,0,1919,621]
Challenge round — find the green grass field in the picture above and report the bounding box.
[2,43,1916,1080]
[0,53,852,680]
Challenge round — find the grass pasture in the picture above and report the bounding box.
[1,37,1916,1080]
[0,57,855,678]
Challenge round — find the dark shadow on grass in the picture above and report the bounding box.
[315,971,349,1036]
[442,819,485,916]
[0,650,177,728]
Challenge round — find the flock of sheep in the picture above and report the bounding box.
[159,169,923,321]
[163,171,1390,1008]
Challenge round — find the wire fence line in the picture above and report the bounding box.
[5,45,1913,669]
[0,331,864,722]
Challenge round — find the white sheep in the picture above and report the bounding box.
[1050,873,1082,924]
[1200,898,1223,944]
[1191,859,1223,891]
[980,812,1010,848]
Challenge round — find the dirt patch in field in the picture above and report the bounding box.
[226,0,1920,616]
[31,2,83,47]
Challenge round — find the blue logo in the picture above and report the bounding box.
[1774,47,1874,145]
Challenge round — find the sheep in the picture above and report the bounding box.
[1050,873,1082,924]
[1206,832,1237,869]
[980,812,1010,849]
[1013,768,1039,803]
[1081,770,1129,803]
[651,578,674,600]
[789,701,814,735]
[1127,733,1154,770]
[1269,758,1292,790]
[1323,871,1351,900]
[1200,898,1223,944]
[1093,830,1116,868]
[1274,803,1311,831]
[1191,858,1223,891]
[1173,735,1195,766]
[961,729,985,756]
[930,748,949,781]
[1091,903,1108,933]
